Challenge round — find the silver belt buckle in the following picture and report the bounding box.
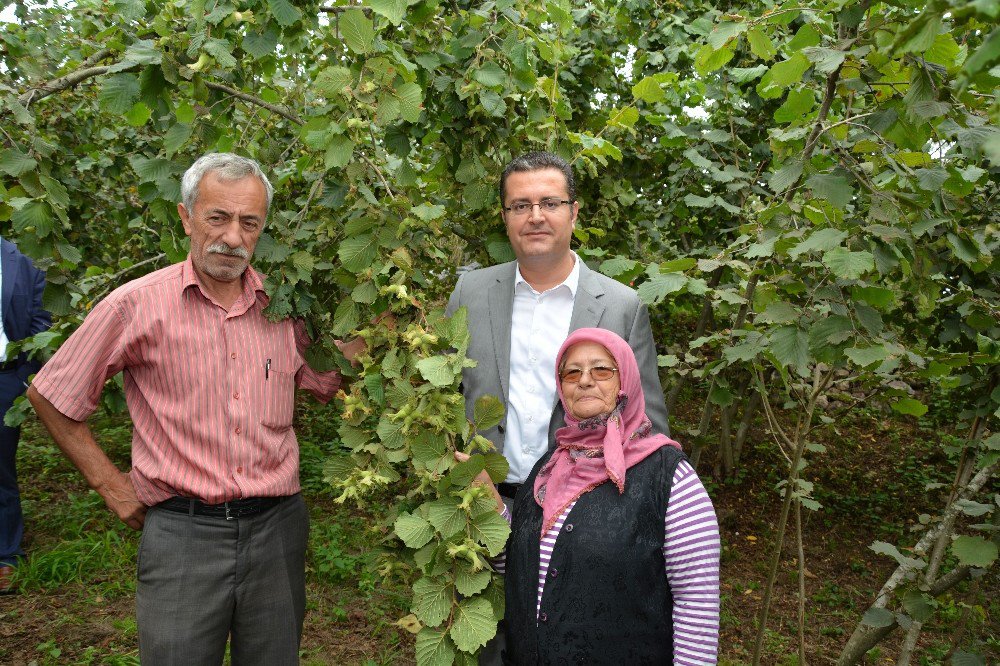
[225,502,234,520]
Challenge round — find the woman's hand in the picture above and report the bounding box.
[455,451,505,513]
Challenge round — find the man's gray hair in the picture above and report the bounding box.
[180,153,274,214]
[500,151,577,204]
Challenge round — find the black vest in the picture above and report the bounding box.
[504,445,685,665]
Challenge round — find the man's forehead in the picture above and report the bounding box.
[506,168,570,192]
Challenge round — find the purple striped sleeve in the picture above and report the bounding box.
[665,460,721,665]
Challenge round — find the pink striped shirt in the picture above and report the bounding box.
[32,257,340,505]
[495,460,720,664]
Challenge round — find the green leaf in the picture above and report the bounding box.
[332,299,359,337]
[472,62,506,87]
[891,398,928,417]
[39,175,69,209]
[898,14,942,55]
[801,47,846,75]
[268,0,302,26]
[788,228,848,258]
[473,395,504,431]
[369,0,407,25]
[395,512,435,549]
[11,201,52,235]
[449,456,486,488]
[707,21,747,50]
[851,286,894,309]
[427,498,467,539]
[730,65,769,82]
[107,39,162,72]
[636,272,686,305]
[478,90,506,117]
[962,27,1000,81]
[861,607,895,628]
[412,202,445,221]
[632,75,666,103]
[341,9,376,55]
[769,326,810,374]
[746,28,776,60]
[470,510,510,557]
[822,248,874,280]
[243,27,279,59]
[124,102,152,127]
[694,44,735,76]
[415,626,456,666]
[774,88,815,123]
[806,173,854,208]
[315,66,354,95]
[417,356,458,387]
[397,82,423,122]
[845,346,890,368]
[338,233,377,272]
[325,135,355,169]
[413,577,453,627]
[0,149,37,177]
[163,123,193,157]
[871,540,926,568]
[376,414,405,449]
[455,564,491,597]
[482,452,509,485]
[450,597,497,653]
[769,160,804,192]
[98,73,140,114]
[203,37,237,69]
[763,53,810,88]
[951,535,998,567]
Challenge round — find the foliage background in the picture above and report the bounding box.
[1,0,997,663]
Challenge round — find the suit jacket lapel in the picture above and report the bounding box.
[488,263,515,404]
[1,240,15,326]
[568,261,606,331]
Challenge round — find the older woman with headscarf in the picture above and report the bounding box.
[465,328,721,665]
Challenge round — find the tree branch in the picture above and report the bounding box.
[205,82,303,125]
[15,48,118,108]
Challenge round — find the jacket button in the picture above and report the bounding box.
[539,612,547,622]
[564,523,573,532]
[550,568,557,578]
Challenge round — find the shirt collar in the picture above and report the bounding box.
[514,252,580,296]
[181,255,269,311]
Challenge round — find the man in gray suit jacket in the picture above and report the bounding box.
[446,150,669,498]
[446,151,670,663]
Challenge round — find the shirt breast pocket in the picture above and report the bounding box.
[260,366,296,430]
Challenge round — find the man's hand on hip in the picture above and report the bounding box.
[97,471,147,530]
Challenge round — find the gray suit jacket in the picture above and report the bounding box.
[445,260,670,461]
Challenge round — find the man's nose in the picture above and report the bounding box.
[220,221,244,247]
[526,203,545,223]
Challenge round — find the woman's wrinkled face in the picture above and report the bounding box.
[559,341,620,420]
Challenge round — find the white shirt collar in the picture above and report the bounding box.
[514,252,580,296]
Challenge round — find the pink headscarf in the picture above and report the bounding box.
[533,328,682,535]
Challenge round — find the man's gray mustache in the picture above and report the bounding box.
[206,243,250,260]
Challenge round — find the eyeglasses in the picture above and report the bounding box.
[502,199,574,216]
[559,365,619,383]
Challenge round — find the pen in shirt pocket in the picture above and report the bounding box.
[265,358,270,380]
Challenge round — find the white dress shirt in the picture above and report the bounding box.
[504,255,580,483]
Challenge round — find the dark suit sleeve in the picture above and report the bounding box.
[627,300,671,436]
[28,261,51,336]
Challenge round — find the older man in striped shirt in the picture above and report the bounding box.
[27,153,354,665]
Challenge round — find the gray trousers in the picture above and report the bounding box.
[136,494,308,666]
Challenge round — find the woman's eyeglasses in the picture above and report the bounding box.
[559,366,619,383]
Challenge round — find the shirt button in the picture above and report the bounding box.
[235,427,241,435]
[231,352,237,359]
[233,392,240,399]
[527,415,533,423]
[236,466,243,473]
[527,386,535,393]
[564,523,573,532]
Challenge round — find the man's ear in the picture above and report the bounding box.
[178,203,192,235]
